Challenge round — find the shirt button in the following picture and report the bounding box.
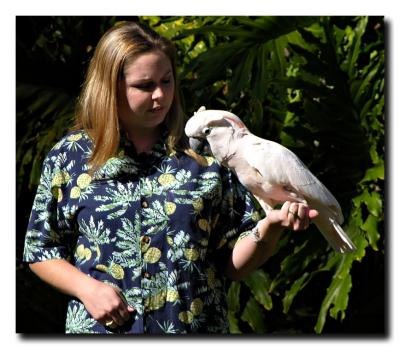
[141,199,148,208]
[143,272,151,279]
[141,236,150,243]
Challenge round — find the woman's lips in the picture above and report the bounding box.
[149,106,163,112]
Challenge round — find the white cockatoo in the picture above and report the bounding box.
[185,107,356,253]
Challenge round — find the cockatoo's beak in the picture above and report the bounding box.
[189,137,211,155]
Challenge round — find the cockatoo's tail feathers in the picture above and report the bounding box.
[329,218,357,252]
[314,215,356,253]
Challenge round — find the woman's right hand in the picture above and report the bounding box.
[78,279,135,328]
[29,259,135,329]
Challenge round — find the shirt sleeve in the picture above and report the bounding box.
[22,145,77,263]
[210,167,261,253]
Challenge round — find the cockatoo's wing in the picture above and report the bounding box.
[240,134,356,252]
[241,134,343,222]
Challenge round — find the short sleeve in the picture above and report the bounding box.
[210,168,260,254]
[23,144,78,263]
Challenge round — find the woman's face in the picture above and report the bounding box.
[118,50,175,134]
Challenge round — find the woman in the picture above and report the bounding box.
[23,21,317,334]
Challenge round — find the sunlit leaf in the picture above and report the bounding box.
[283,272,311,313]
[315,256,353,333]
[361,214,380,250]
[244,269,273,310]
[241,296,267,333]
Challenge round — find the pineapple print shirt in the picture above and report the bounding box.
[23,130,259,334]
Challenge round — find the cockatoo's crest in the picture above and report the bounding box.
[223,115,247,129]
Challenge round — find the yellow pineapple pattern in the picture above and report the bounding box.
[51,187,63,202]
[145,290,167,312]
[95,262,124,280]
[84,248,92,261]
[143,247,162,263]
[166,236,174,246]
[164,201,176,215]
[206,268,217,288]
[205,156,215,166]
[77,173,92,189]
[158,173,176,187]
[75,244,92,262]
[95,264,108,272]
[178,311,194,324]
[70,186,81,199]
[192,198,204,212]
[184,248,199,262]
[76,244,85,259]
[51,170,71,187]
[109,263,125,280]
[66,133,82,142]
[190,298,203,316]
[251,211,261,222]
[178,299,203,325]
[198,218,211,232]
[166,289,180,302]
[51,172,64,187]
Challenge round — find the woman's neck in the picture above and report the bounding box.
[125,127,161,154]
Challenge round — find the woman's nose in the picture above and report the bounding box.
[152,85,164,100]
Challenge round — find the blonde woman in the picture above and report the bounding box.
[23,21,316,334]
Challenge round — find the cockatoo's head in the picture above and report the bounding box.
[184,107,248,155]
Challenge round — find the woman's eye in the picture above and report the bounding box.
[162,78,171,85]
[135,83,154,90]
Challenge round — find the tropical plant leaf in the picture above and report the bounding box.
[282,272,311,313]
[244,269,273,311]
[315,257,352,334]
[361,214,380,251]
[241,296,267,333]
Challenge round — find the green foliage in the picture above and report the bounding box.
[16,16,384,334]
[160,16,384,334]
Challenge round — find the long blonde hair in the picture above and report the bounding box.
[74,21,205,171]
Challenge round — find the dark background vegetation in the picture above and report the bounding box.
[16,16,385,335]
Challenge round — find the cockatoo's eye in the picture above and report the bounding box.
[202,127,211,136]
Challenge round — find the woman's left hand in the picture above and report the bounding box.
[259,201,319,234]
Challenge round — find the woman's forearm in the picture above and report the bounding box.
[29,259,134,326]
[225,218,283,280]
[29,259,98,300]
[225,201,318,281]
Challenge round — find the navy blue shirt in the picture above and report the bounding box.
[23,130,259,334]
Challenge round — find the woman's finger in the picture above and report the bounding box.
[288,202,299,217]
[280,201,291,215]
[117,303,134,322]
[296,204,308,220]
[297,204,309,230]
[287,202,299,226]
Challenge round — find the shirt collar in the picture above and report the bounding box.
[93,130,168,180]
